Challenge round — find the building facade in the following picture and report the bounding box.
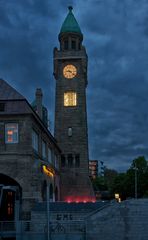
[54,6,94,202]
[89,160,105,179]
[0,79,61,222]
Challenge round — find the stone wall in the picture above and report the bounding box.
[86,199,148,240]
[19,199,148,239]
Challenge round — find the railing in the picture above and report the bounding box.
[0,221,16,232]
[0,220,86,239]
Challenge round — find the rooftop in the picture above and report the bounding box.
[60,6,82,35]
[0,79,24,100]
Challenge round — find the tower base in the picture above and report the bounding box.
[60,172,95,203]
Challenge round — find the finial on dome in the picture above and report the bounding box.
[68,6,73,11]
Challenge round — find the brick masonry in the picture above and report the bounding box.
[0,94,61,220]
[54,37,94,201]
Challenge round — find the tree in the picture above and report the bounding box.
[91,156,148,200]
[92,176,108,191]
[104,168,118,191]
[111,173,127,200]
[112,156,148,199]
[127,156,148,198]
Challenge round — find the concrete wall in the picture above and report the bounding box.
[20,199,148,240]
[86,199,148,240]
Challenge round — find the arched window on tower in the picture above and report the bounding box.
[78,41,81,50]
[61,154,66,167]
[71,40,76,50]
[68,154,73,167]
[75,154,80,167]
[64,40,68,50]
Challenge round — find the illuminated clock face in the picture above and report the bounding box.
[63,64,77,79]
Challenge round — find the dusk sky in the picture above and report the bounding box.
[0,0,148,171]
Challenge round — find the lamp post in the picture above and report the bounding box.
[46,184,50,240]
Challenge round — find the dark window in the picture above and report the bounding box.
[78,42,81,50]
[68,154,73,167]
[50,184,53,201]
[64,40,68,50]
[61,154,66,167]
[75,154,80,167]
[72,40,76,50]
[0,103,5,112]
[42,180,47,201]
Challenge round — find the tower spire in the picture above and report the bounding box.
[68,6,73,11]
[59,6,82,35]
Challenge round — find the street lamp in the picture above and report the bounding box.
[46,184,50,240]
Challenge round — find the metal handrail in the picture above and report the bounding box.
[0,221,16,232]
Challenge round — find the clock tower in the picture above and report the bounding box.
[54,6,95,202]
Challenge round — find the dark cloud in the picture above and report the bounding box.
[0,0,148,171]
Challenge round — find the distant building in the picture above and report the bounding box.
[0,79,61,221]
[89,160,105,178]
[99,161,105,177]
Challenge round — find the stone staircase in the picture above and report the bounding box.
[86,199,148,240]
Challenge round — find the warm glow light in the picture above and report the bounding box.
[63,64,77,79]
[7,130,13,135]
[115,193,121,202]
[115,193,119,199]
[43,165,54,177]
[66,196,96,203]
[64,92,77,106]
[8,137,13,142]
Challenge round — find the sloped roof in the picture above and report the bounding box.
[60,6,82,35]
[0,79,25,100]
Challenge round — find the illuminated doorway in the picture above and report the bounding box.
[0,174,21,221]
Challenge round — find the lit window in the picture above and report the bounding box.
[32,130,39,152]
[5,123,18,144]
[42,140,46,159]
[64,92,77,107]
[48,148,52,163]
[8,203,13,215]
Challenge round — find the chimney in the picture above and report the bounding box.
[35,88,43,119]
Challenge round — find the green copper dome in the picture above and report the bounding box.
[60,6,82,34]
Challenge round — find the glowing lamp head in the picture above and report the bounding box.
[42,165,54,177]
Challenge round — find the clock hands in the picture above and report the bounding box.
[67,70,76,76]
[63,65,77,78]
